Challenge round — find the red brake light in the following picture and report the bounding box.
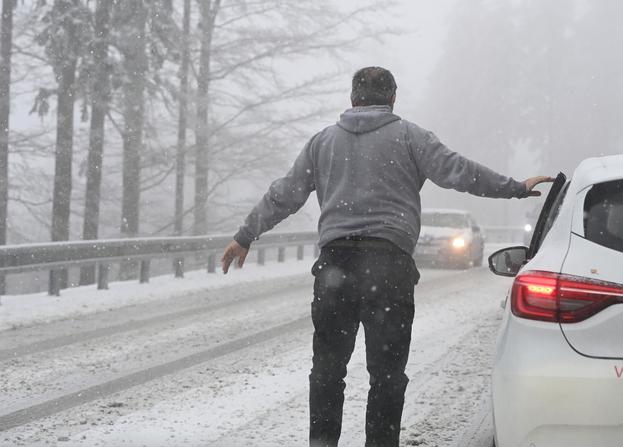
[512,272,559,322]
[511,271,623,323]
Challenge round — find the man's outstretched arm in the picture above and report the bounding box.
[221,139,316,273]
[412,129,553,198]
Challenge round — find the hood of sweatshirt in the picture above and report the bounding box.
[336,105,401,135]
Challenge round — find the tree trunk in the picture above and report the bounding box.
[80,0,112,285]
[193,0,220,236]
[173,0,191,277]
[119,0,147,280]
[175,0,190,236]
[49,0,78,294]
[49,60,77,294]
[120,0,147,239]
[0,0,14,295]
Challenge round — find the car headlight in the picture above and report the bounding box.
[452,237,466,249]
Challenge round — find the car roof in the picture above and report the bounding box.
[572,154,623,190]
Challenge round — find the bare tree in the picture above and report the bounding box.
[50,1,77,291]
[173,0,191,276]
[117,0,174,238]
[79,0,113,285]
[193,0,220,235]
[0,0,14,294]
[36,0,91,293]
[118,0,148,239]
[175,0,191,237]
[188,0,391,236]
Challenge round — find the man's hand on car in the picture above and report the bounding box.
[221,240,249,274]
[523,176,556,197]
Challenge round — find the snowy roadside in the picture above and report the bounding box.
[0,259,313,331]
[0,254,464,333]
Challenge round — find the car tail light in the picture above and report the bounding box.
[511,271,623,323]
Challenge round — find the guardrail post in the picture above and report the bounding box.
[139,260,150,283]
[257,248,265,266]
[48,270,61,296]
[314,244,320,258]
[173,258,184,278]
[297,245,304,260]
[278,247,286,263]
[97,264,109,290]
[207,254,216,273]
[79,265,96,286]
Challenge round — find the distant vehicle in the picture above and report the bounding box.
[522,203,541,245]
[488,155,623,447]
[415,209,485,269]
[522,222,533,246]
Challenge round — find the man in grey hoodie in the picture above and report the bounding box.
[221,67,552,447]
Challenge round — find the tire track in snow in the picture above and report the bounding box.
[0,275,314,361]
[0,317,309,432]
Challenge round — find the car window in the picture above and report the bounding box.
[528,173,568,258]
[584,179,623,253]
[537,183,568,245]
[421,213,468,228]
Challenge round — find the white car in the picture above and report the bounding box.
[488,155,623,447]
[415,208,485,268]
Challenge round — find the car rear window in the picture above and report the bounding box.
[584,180,623,253]
[530,182,569,255]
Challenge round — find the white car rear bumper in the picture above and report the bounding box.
[492,315,623,447]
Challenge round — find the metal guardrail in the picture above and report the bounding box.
[0,231,319,296]
[0,226,523,297]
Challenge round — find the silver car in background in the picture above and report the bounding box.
[415,208,485,269]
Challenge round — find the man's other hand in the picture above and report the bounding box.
[221,240,249,274]
[523,176,556,197]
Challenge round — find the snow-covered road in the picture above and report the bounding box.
[0,264,512,446]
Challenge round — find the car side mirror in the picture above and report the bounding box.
[488,246,528,277]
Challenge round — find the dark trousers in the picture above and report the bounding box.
[309,239,418,447]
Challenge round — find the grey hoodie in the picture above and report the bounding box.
[234,105,527,255]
